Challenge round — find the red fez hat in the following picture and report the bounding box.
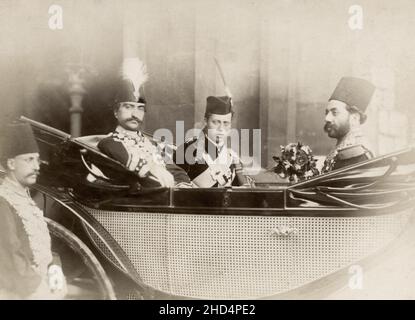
[205,96,233,117]
[0,123,39,160]
[329,77,375,112]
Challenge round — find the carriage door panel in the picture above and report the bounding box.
[165,214,295,299]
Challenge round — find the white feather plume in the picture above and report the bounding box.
[121,57,148,100]
[214,57,233,105]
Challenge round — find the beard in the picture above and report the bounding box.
[25,174,38,184]
[324,120,350,139]
[15,171,39,187]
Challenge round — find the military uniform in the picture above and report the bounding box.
[98,58,190,186]
[98,126,190,184]
[174,95,247,187]
[175,133,244,187]
[322,77,376,173]
[321,128,374,173]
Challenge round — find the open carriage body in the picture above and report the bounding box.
[12,117,415,299]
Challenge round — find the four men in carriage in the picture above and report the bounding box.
[4,58,377,191]
[0,57,380,301]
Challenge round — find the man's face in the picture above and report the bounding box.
[324,100,351,139]
[114,102,146,131]
[7,153,40,187]
[205,113,232,145]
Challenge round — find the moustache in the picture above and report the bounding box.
[324,122,334,132]
[127,117,142,123]
[26,172,39,178]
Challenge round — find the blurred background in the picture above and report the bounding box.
[0,0,414,167]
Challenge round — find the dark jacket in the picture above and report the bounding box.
[174,134,247,187]
[98,129,190,185]
[322,144,373,173]
[0,197,42,298]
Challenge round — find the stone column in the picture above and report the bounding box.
[67,65,87,137]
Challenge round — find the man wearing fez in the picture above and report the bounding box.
[174,96,248,187]
[322,77,375,173]
[98,58,190,188]
[0,123,66,299]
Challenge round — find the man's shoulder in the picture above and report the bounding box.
[97,133,129,161]
[97,133,120,148]
[0,194,11,208]
[174,136,202,166]
[0,194,17,221]
[336,144,373,161]
[184,136,199,147]
[176,136,199,152]
[0,184,12,202]
[331,144,373,171]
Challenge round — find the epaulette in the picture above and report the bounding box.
[337,144,371,160]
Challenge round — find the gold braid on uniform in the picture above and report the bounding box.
[112,130,166,177]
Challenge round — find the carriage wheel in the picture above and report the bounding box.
[46,218,116,300]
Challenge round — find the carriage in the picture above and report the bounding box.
[3,116,414,300]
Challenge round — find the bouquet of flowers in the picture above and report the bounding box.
[271,142,319,183]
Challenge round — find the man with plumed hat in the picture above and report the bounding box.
[321,77,375,173]
[98,57,191,188]
[0,122,66,299]
[174,96,249,187]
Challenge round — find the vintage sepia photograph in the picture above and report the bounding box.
[0,0,414,302]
